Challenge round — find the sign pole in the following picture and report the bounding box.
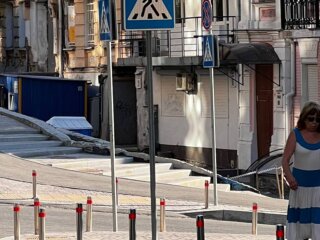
[107,40,118,231]
[146,31,157,240]
[204,0,218,206]
[209,46,218,206]
[99,0,118,231]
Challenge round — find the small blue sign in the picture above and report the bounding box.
[98,0,112,41]
[202,0,212,31]
[124,0,175,30]
[203,35,215,68]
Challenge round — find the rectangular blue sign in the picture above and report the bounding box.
[203,35,214,68]
[124,0,175,30]
[98,0,112,41]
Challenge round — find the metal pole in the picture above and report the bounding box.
[160,198,166,232]
[252,202,258,235]
[209,39,218,206]
[14,204,20,240]
[32,170,37,199]
[129,209,136,240]
[196,215,205,240]
[146,31,157,240]
[39,208,46,240]
[86,196,93,232]
[107,41,118,231]
[116,177,119,206]
[205,180,209,209]
[76,203,83,240]
[275,167,281,199]
[281,167,284,199]
[34,198,40,235]
[58,0,63,77]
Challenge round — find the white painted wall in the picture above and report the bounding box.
[154,72,238,151]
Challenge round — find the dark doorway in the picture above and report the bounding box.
[256,64,273,158]
[114,80,137,146]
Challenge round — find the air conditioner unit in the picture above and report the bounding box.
[176,73,197,93]
[176,73,187,91]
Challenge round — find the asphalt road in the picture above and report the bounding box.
[0,204,277,238]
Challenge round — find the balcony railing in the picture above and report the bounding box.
[117,16,237,59]
[281,0,320,29]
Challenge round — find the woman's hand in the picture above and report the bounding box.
[286,176,298,190]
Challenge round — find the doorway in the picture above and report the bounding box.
[256,64,273,158]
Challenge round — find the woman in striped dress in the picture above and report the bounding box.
[282,101,320,240]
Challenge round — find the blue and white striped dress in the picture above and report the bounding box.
[287,128,320,239]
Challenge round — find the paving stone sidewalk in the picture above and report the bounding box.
[0,231,274,240]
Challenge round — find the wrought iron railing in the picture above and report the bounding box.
[117,16,238,59]
[281,0,320,29]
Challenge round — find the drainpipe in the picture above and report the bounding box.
[285,41,296,139]
[58,0,63,77]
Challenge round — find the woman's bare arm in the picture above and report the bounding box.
[282,131,298,190]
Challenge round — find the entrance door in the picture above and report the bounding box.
[114,80,137,146]
[256,64,273,158]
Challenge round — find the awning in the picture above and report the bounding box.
[220,43,281,65]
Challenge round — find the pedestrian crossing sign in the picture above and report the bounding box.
[203,35,219,68]
[98,0,112,41]
[124,0,175,30]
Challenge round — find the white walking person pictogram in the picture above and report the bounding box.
[128,0,172,20]
[100,1,110,33]
[204,38,213,63]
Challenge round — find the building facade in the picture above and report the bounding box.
[3,0,317,173]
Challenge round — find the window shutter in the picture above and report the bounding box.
[307,65,318,102]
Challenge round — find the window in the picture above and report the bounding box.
[175,0,185,23]
[214,0,229,21]
[18,3,25,48]
[5,3,13,48]
[86,0,95,46]
[63,0,75,47]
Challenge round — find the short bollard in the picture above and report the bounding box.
[76,203,83,240]
[129,209,136,240]
[86,197,93,232]
[204,180,209,209]
[39,208,46,240]
[276,224,285,240]
[196,215,205,240]
[160,198,166,232]
[252,202,258,235]
[13,204,20,240]
[34,198,40,235]
[32,170,37,199]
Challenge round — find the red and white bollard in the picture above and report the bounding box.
[13,204,20,240]
[276,224,285,240]
[205,180,209,209]
[34,198,40,235]
[32,170,37,199]
[252,202,258,235]
[86,196,93,232]
[160,198,166,232]
[39,208,46,240]
[196,215,205,240]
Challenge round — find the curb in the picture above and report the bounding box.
[181,208,286,225]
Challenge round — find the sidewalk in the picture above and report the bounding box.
[0,231,274,240]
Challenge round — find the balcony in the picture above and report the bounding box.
[281,0,320,29]
[116,16,237,66]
